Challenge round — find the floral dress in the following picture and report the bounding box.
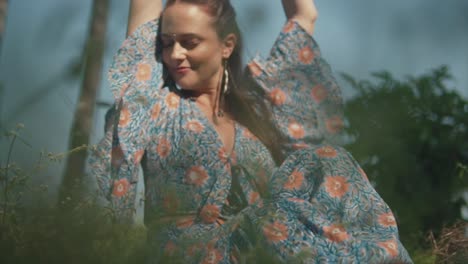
[88,18,413,263]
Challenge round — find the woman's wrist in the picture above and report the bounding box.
[127,0,163,36]
[281,0,318,35]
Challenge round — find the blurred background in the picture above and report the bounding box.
[0,0,467,262]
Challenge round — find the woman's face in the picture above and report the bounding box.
[161,3,233,93]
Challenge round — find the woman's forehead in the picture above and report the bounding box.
[161,3,216,35]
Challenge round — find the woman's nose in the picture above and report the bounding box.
[170,42,186,60]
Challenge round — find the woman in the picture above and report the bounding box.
[92,0,281,262]
[89,0,413,262]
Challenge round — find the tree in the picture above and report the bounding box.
[0,0,8,131]
[0,0,8,57]
[59,0,109,205]
[343,66,468,250]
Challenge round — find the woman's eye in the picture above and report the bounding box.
[161,38,174,48]
[162,42,174,48]
[181,38,200,49]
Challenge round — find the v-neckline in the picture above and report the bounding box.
[191,99,237,158]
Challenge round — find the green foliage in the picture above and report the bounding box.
[0,125,147,264]
[411,249,437,264]
[343,66,468,252]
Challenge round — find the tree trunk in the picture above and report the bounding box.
[0,0,9,130]
[59,0,109,206]
[0,0,8,57]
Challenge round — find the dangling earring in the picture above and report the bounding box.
[223,60,229,95]
[217,60,229,118]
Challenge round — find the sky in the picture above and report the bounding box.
[0,0,467,192]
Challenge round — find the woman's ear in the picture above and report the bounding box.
[222,33,237,59]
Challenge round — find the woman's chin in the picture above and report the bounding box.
[175,81,190,90]
[171,75,186,86]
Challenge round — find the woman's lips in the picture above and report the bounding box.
[175,67,190,74]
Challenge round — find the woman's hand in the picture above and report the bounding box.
[281,0,318,35]
[127,0,163,36]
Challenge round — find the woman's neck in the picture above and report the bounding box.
[186,88,231,124]
[193,91,217,109]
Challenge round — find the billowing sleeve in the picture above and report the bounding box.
[257,144,413,263]
[88,19,164,223]
[247,20,344,155]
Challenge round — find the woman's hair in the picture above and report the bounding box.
[162,0,286,164]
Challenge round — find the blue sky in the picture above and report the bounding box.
[0,0,467,189]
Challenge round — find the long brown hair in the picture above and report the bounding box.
[162,0,286,164]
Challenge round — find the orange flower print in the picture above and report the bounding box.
[136,63,152,81]
[176,216,195,229]
[165,92,180,109]
[263,221,289,243]
[186,243,203,257]
[202,247,223,264]
[162,193,180,213]
[323,224,349,243]
[134,149,144,164]
[119,107,131,127]
[112,178,130,197]
[326,116,344,134]
[151,103,161,120]
[186,120,204,133]
[185,166,209,187]
[157,138,171,158]
[283,20,295,33]
[111,146,124,168]
[378,213,397,227]
[164,241,177,256]
[315,146,338,158]
[269,88,287,106]
[324,176,349,198]
[311,84,328,103]
[200,204,220,224]
[378,239,399,257]
[283,170,304,190]
[249,191,260,204]
[298,46,314,64]
[288,121,305,139]
[247,61,262,77]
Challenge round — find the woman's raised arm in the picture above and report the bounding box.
[281,0,318,35]
[127,0,162,36]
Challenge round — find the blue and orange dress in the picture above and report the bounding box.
[88,18,412,263]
